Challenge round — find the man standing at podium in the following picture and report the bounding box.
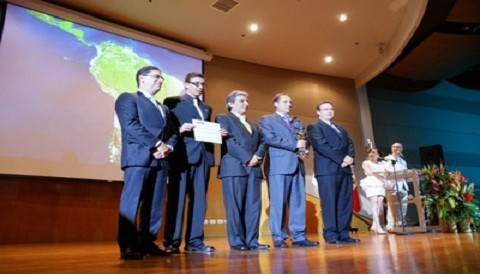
[384,142,409,231]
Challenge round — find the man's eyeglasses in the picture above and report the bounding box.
[188,81,206,87]
[320,108,335,111]
[146,74,163,81]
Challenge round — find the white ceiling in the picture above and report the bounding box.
[15,0,428,87]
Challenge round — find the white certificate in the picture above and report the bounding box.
[192,119,222,144]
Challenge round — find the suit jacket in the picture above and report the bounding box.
[115,91,177,170]
[216,113,266,178]
[163,94,214,167]
[259,113,305,176]
[306,120,355,176]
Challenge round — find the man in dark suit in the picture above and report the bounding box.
[216,90,268,251]
[162,72,217,253]
[259,93,319,248]
[307,101,360,244]
[114,65,177,260]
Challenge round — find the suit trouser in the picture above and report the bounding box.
[222,173,262,247]
[117,166,167,251]
[386,188,408,227]
[164,161,210,247]
[316,173,353,241]
[268,171,307,242]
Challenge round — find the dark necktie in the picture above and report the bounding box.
[193,98,205,120]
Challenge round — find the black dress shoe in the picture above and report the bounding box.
[249,244,270,250]
[340,237,361,244]
[120,247,144,260]
[231,245,249,251]
[184,244,216,253]
[292,239,319,247]
[164,245,181,254]
[326,239,340,245]
[139,242,170,256]
[273,240,288,248]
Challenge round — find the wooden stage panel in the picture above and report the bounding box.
[0,233,479,273]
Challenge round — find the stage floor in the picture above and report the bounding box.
[1,232,478,273]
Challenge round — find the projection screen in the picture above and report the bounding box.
[0,2,206,181]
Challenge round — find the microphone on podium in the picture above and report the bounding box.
[378,157,396,165]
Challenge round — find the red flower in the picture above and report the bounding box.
[464,193,474,202]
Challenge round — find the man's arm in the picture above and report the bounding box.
[216,114,252,164]
[306,123,344,164]
[115,93,158,149]
[259,116,296,152]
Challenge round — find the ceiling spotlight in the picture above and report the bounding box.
[339,14,348,22]
[249,23,259,32]
[324,56,333,63]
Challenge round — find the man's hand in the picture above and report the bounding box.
[153,142,172,159]
[297,150,309,161]
[179,123,195,134]
[220,128,229,137]
[246,155,262,166]
[341,155,354,167]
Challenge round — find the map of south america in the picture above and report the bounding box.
[30,10,184,163]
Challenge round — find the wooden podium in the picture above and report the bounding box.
[385,169,427,233]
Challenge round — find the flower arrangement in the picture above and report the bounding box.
[421,164,480,232]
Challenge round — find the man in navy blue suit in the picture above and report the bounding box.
[162,73,219,253]
[307,101,360,244]
[259,93,319,248]
[115,65,177,260]
[216,90,269,251]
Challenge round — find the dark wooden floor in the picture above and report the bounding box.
[1,232,479,273]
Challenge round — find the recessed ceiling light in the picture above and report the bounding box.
[324,56,333,63]
[249,23,259,32]
[339,14,348,22]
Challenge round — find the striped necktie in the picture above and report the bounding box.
[282,115,294,132]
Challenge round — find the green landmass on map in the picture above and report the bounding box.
[29,10,183,100]
[29,10,185,163]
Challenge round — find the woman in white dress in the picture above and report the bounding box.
[360,148,386,234]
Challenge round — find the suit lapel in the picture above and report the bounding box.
[138,92,164,122]
[230,113,252,135]
[182,94,207,120]
[332,123,347,142]
[197,99,209,119]
[246,117,257,135]
[275,114,291,132]
[319,120,346,144]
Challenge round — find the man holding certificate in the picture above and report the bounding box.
[163,72,220,253]
[216,90,268,251]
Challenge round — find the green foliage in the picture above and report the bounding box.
[421,164,480,229]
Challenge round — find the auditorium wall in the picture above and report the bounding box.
[367,80,480,188]
[0,56,363,244]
